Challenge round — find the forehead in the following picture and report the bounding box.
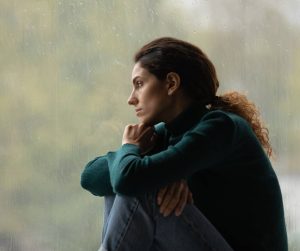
[131,62,150,80]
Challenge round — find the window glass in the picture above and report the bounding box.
[0,1,299,250]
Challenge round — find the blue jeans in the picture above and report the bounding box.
[99,191,233,251]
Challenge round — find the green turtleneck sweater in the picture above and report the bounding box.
[81,104,288,251]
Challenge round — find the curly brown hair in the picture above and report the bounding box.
[134,37,272,157]
[211,92,272,157]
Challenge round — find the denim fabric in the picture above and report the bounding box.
[99,192,233,251]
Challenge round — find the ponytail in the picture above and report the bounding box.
[210,91,272,157]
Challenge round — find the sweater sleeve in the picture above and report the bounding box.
[107,112,236,196]
[80,155,115,196]
[80,122,167,197]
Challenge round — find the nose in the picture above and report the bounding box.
[127,90,138,106]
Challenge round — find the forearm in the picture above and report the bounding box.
[106,113,235,196]
[107,144,192,196]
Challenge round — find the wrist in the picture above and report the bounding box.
[121,143,140,153]
[122,140,138,146]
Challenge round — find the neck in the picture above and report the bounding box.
[163,97,195,124]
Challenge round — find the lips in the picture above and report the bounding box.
[135,108,142,116]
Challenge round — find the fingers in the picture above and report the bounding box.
[122,123,154,145]
[125,123,154,140]
[137,123,154,138]
[137,126,155,141]
[174,182,189,216]
[159,183,177,216]
[157,186,168,205]
[142,132,158,153]
[159,181,184,217]
[158,180,193,217]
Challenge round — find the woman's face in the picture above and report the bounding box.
[128,62,171,126]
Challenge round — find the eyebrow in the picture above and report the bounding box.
[132,76,139,84]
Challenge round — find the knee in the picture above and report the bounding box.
[114,192,156,213]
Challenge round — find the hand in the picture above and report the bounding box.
[157,180,194,217]
[122,123,158,155]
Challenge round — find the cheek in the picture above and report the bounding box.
[148,86,166,102]
[145,92,164,108]
[148,94,169,115]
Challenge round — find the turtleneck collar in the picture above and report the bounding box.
[165,102,209,136]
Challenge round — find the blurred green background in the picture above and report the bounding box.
[1,0,299,250]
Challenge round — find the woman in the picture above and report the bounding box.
[81,37,288,251]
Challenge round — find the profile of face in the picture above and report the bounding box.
[128,62,172,126]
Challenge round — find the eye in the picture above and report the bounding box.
[136,81,143,88]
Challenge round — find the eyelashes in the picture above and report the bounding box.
[135,81,143,88]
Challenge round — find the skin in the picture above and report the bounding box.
[122,62,194,217]
[127,62,193,126]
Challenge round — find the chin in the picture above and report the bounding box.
[139,116,157,126]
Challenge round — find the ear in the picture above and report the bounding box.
[165,72,181,96]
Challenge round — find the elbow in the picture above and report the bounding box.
[80,159,97,191]
[80,172,91,191]
[80,173,102,196]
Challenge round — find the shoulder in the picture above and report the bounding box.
[199,109,251,131]
[202,109,242,122]
[193,110,237,132]
[187,110,252,144]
